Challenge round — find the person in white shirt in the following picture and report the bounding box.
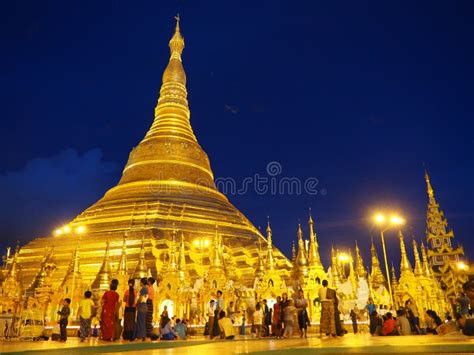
[319,280,336,337]
[207,300,216,339]
[252,303,264,338]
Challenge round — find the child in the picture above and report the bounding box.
[77,291,95,342]
[57,298,71,341]
[253,303,264,338]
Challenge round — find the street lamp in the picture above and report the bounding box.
[373,212,405,305]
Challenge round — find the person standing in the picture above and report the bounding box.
[146,277,156,339]
[57,298,71,342]
[350,309,358,334]
[295,289,309,338]
[214,291,224,338]
[123,279,138,340]
[207,300,216,339]
[253,303,264,338]
[273,296,282,338]
[101,279,120,341]
[135,278,148,341]
[367,298,376,334]
[77,291,95,342]
[280,293,290,335]
[282,299,296,338]
[319,280,336,338]
[263,299,272,336]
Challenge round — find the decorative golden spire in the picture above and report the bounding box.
[265,220,275,271]
[255,238,265,279]
[169,14,185,60]
[296,224,309,268]
[308,209,323,268]
[291,240,296,263]
[169,226,178,272]
[178,231,187,283]
[370,237,386,285]
[212,225,224,270]
[61,242,82,288]
[420,242,432,277]
[398,231,412,275]
[412,239,423,277]
[117,234,128,276]
[132,236,148,279]
[117,16,216,189]
[391,263,398,290]
[354,241,366,277]
[91,241,112,291]
[348,250,357,289]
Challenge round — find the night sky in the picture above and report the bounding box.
[1,1,473,270]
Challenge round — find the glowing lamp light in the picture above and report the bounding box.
[457,262,468,271]
[374,214,386,225]
[62,225,71,233]
[193,240,199,247]
[75,225,86,234]
[54,229,63,236]
[338,253,349,262]
[204,239,210,246]
[390,215,405,226]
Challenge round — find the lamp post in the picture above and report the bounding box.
[373,213,405,306]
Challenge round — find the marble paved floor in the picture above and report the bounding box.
[1,333,474,354]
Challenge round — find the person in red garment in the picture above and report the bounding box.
[100,279,120,341]
[381,312,397,336]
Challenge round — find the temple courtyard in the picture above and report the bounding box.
[1,334,474,354]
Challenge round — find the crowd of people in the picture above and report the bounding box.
[366,280,474,336]
[19,277,474,343]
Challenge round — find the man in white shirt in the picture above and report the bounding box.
[207,300,216,339]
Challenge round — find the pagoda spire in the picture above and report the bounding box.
[391,263,398,291]
[265,220,275,271]
[348,250,357,289]
[178,231,187,283]
[132,236,148,279]
[91,240,112,291]
[117,234,128,276]
[169,225,178,272]
[412,239,423,277]
[296,224,309,269]
[370,237,385,285]
[255,238,265,279]
[307,209,323,268]
[117,16,216,189]
[291,240,296,263]
[398,231,413,275]
[61,242,82,287]
[420,242,432,277]
[211,225,224,270]
[354,241,366,277]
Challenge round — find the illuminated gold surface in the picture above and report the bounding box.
[2,18,290,320]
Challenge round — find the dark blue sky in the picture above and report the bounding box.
[1,1,473,270]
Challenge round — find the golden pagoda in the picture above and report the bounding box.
[424,170,467,300]
[8,17,291,319]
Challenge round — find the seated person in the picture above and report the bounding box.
[371,311,383,336]
[381,312,397,336]
[175,318,187,340]
[396,309,411,335]
[160,317,178,340]
[458,280,474,336]
[218,311,235,340]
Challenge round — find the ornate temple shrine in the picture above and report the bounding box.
[0,18,470,327]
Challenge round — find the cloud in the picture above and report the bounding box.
[0,148,119,249]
